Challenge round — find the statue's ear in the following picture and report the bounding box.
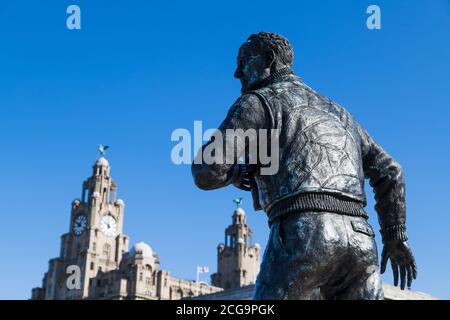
[266,50,276,69]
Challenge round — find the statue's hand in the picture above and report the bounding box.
[232,164,253,191]
[381,241,417,290]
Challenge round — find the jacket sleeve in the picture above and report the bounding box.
[191,94,266,190]
[358,125,408,243]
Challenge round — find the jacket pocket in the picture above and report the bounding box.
[351,220,375,237]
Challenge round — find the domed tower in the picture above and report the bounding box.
[117,242,161,299]
[211,198,261,290]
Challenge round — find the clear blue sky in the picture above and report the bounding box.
[0,0,449,299]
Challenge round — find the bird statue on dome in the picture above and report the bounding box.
[99,144,109,157]
[233,197,243,209]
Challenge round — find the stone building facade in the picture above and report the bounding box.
[31,156,224,300]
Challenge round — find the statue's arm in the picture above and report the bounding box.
[359,125,418,289]
[191,94,265,190]
[358,125,408,243]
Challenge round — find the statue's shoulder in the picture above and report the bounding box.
[225,93,266,120]
[234,92,266,110]
[294,81,359,129]
[265,77,307,98]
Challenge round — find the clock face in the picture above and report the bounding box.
[100,214,117,237]
[73,214,87,236]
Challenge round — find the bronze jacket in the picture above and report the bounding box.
[192,69,407,242]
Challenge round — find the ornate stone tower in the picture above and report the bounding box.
[32,154,129,300]
[211,199,260,290]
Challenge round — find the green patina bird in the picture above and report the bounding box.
[233,197,243,208]
[99,144,109,156]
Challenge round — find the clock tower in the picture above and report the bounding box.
[211,199,261,290]
[33,155,129,300]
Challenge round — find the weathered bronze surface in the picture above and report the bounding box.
[192,32,416,299]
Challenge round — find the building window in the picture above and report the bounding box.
[103,244,111,260]
[93,242,96,251]
[139,272,143,281]
[145,277,151,286]
[90,262,94,270]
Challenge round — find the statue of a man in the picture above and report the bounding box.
[192,32,417,299]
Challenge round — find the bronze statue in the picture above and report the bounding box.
[192,32,416,299]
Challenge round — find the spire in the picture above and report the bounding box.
[82,145,117,205]
[93,144,110,177]
[95,157,109,167]
[232,198,246,225]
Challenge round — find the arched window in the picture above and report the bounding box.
[103,244,111,260]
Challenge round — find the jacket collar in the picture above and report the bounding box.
[249,67,294,91]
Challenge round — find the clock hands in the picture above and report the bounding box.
[74,216,87,236]
[100,215,116,236]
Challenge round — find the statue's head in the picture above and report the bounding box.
[234,32,294,94]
